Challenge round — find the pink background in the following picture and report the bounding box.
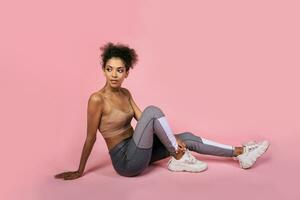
[1,0,299,199]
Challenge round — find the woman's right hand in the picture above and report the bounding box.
[54,170,83,180]
[173,138,187,160]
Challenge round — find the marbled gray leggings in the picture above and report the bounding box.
[109,105,234,177]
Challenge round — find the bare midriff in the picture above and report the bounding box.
[104,126,134,151]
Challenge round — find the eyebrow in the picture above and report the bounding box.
[106,65,125,69]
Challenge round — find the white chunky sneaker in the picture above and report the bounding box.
[242,140,258,146]
[232,140,258,161]
[237,140,270,169]
[167,149,208,172]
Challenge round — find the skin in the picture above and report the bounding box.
[54,57,243,180]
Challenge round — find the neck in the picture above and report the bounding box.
[103,81,121,94]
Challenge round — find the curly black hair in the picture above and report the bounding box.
[100,42,138,71]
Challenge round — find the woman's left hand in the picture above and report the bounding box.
[176,137,186,150]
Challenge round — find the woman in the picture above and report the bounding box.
[54,42,270,179]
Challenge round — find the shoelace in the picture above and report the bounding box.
[185,150,198,164]
[244,143,260,154]
[233,141,259,160]
[242,140,257,146]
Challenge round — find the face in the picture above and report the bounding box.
[102,57,129,87]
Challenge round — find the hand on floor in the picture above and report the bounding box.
[54,170,83,180]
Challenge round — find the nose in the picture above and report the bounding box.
[112,70,117,77]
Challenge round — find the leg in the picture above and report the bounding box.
[131,105,179,153]
[163,132,269,170]
[149,134,171,164]
[149,131,240,164]
[176,132,235,157]
[119,105,179,176]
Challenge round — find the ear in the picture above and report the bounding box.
[125,70,129,78]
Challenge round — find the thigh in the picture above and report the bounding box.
[131,105,165,149]
[123,117,156,176]
[125,138,152,170]
[131,110,155,149]
[118,105,166,176]
[109,137,152,177]
[124,134,170,174]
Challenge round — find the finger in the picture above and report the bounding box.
[64,175,76,180]
[55,175,62,179]
[55,173,65,178]
[54,174,61,178]
[63,172,74,177]
[178,141,185,146]
[64,175,72,180]
[66,173,78,180]
[69,174,76,179]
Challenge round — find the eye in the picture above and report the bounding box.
[118,69,124,73]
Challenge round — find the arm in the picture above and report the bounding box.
[122,88,142,121]
[54,93,103,180]
[77,94,103,174]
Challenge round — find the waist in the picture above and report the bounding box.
[101,124,133,138]
[104,126,134,151]
[108,136,131,155]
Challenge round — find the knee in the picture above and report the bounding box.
[144,105,165,118]
[176,132,194,141]
[144,105,162,112]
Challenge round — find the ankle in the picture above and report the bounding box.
[233,147,244,156]
[173,149,186,160]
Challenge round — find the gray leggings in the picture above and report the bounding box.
[109,105,234,177]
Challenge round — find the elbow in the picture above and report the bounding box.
[86,136,96,144]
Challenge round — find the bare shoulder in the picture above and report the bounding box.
[89,91,104,104]
[121,87,132,98]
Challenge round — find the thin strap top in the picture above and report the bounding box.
[99,96,134,139]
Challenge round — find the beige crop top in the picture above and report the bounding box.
[99,96,135,139]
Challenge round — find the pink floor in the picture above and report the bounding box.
[5,136,299,200]
[1,0,300,199]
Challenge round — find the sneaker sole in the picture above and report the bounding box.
[168,162,208,173]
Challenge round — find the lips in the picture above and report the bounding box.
[110,80,118,83]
